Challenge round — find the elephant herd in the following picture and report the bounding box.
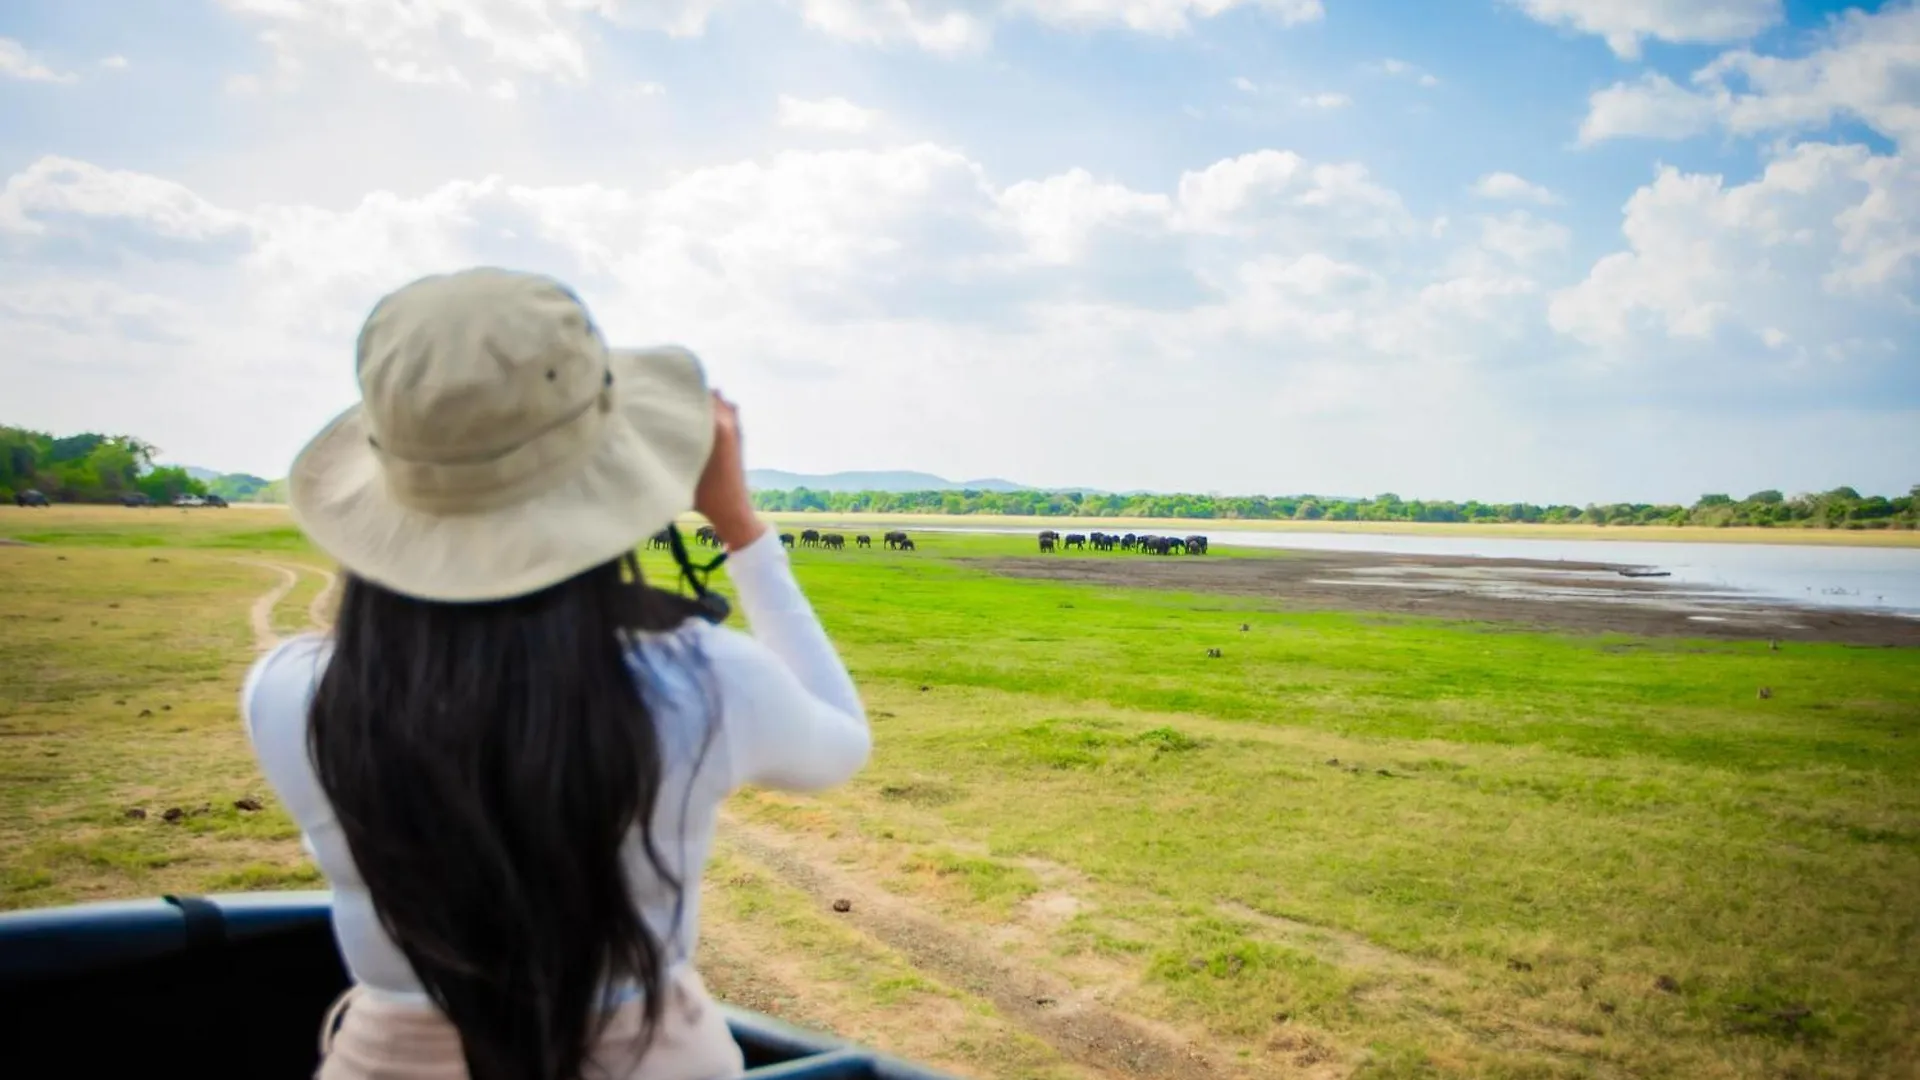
[1036,529,1208,555]
[647,526,918,553]
[783,529,915,552]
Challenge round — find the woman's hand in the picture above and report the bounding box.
[693,390,768,550]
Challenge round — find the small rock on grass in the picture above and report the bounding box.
[831,899,852,913]
[162,808,185,824]
[1655,975,1681,994]
[124,807,148,820]
[234,797,264,812]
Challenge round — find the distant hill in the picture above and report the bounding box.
[747,469,1033,493]
[174,466,277,501]
[208,473,273,501]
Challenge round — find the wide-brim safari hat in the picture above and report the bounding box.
[288,268,714,603]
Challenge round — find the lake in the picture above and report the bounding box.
[909,525,1920,617]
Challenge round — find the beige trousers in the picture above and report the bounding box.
[316,968,746,1080]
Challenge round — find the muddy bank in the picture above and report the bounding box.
[978,551,1920,647]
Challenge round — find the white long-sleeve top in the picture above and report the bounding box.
[242,531,869,1006]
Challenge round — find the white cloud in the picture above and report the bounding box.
[1550,142,1918,349]
[1369,57,1438,87]
[777,95,883,133]
[217,0,597,87]
[789,0,1322,50]
[792,0,988,51]
[0,37,77,83]
[0,157,251,242]
[995,168,1170,264]
[1504,0,1781,60]
[99,55,131,70]
[1547,0,1920,445]
[1008,0,1323,34]
[1578,73,1720,144]
[216,0,1327,83]
[1471,172,1559,205]
[1478,211,1571,266]
[1300,92,1350,109]
[1579,4,1920,148]
[0,142,1522,492]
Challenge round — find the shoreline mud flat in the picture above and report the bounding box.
[981,550,1920,647]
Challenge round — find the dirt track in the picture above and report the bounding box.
[978,551,1920,647]
[720,819,1225,1080]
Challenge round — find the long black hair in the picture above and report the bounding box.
[309,551,704,1080]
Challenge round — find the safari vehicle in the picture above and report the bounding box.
[0,891,955,1080]
[13,488,49,507]
[203,493,229,507]
[173,493,207,508]
[120,492,153,507]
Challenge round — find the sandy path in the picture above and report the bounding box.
[239,561,300,652]
[307,568,339,631]
[238,560,335,651]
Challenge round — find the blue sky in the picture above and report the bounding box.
[1,0,1914,503]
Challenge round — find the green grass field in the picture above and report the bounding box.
[2,506,1917,1079]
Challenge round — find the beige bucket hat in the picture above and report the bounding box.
[288,268,714,602]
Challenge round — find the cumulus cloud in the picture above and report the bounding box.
[1579,4,1920,148]
[1550,142,1917,357]
[1578,74,1720,144]
[0,37,76,83]
[0,139,1572,491]
[217,0,597,87]
[99,55,131,70]
[1503,0,1781,59]
[1472,172,1558,204]
[1300,92,1350,109]
[217,0,1328,85]
[1550,0,1919,430]
[777,95,882,133]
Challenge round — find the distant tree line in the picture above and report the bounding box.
[8,422,1913,529]
[0,425,208,505]
[0,424,283,506]
[752,486,1920,530]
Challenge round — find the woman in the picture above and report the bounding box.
[243,268,870,1080]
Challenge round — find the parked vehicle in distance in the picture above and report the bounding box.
[173,494,206,508]
[120,493,152,507]
[202,494,228,508]
[13,489,49,507]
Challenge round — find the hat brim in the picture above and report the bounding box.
[288,346,714,603]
